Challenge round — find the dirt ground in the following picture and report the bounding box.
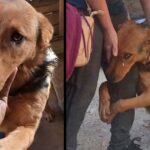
[77,70,150,150]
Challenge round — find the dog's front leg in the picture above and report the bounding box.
[0,126,36,150]
[99,81,111,122]
[0,78,52,150]
[106,92,150,123]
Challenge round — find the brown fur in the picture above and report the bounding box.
[99,21,150,123]
[0,0,56,149]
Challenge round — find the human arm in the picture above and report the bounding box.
[87,0,118,61]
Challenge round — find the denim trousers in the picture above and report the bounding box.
[66,15,138,150]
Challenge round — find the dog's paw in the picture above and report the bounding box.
[99,99,110,122]
[99,82,111,122]
[105,100,125,123]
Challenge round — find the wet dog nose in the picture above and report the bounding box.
[106,75,115,83]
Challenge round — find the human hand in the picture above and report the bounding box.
[103,27,118,62]
[0,68,17,124]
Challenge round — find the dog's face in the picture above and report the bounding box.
[106,21,150,83]
[0,0,53,91]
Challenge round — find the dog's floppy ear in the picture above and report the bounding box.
[142,28,150,48]
[138,28,150,63]
[37,13,54,50]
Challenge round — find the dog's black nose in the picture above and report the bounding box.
[106,75,115,83]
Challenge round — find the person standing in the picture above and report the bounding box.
[66,0,140,150]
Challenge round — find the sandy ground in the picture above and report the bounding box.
[77,70,150,150]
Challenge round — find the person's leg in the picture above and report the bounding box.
[104,1,139,149]
[66,20,103,150]
[107,65,139,150]
[140,0,150,25]
[106,0,130,30]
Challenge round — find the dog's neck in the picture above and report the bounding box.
[10,48,57,96]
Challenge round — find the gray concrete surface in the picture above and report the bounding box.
[77,70,150,150]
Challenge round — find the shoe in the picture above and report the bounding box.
[123,137,142,150]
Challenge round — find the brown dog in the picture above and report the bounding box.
[0,0,57,149]
[99,20,150,123]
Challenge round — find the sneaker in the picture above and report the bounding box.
[123,137,142,150]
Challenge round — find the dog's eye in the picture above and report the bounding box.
[123,53,132,60]
[11,32,24,44]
